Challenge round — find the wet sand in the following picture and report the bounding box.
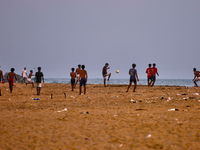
[0,83,200,150]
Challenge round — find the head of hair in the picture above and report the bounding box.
[30,70,33,72]
[132,63,136,68]
[38,67,41,71]
[193,68,196,71]
[148,64,151,67]
[11,68,15,72]
[78,64,81,67]
[105,63,109,66]
[153,63,156,66]
[71,68,75,71]
[82,65,85,69]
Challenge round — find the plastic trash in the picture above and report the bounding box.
[161,97,164,99]
[55,108,67,113]
[193,93,199,95]
[168,108,178,111]
[34,98,40,100]
[146,134,151,138]
[181,93,187,95]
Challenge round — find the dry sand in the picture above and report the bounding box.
[0,83,200,150]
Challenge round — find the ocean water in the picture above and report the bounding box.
[42,78,195,87]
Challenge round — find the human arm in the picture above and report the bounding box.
[42,76,44,83]
[86,71,88,83]
[135,73,139,81]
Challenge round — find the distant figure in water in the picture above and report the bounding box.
[79,65,88,95]
[7,68,17,93]
[193,68,200,87]
[151,63,159,87]
[70,68,76,91]
[35,67,44,95]
[102,63,111,87]
[126,63,139,92]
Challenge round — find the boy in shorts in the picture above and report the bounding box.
[26,70,34,87]
[70,68,76,91]
[7,68,17,93]
[35,67,44,95]
[151,63,159,87]
[79,65,88,95]
[75,64,81,87]
[146,64,153,87]
[21,67,27,83]
[193,68,200,87]
[102,63,111,87]
[126,63,139,92]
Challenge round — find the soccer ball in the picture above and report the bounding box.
[116,70,119,73]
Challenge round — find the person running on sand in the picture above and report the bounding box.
[193,68,200,87]
[126,63,139,92]
[0,69,3,83]
[7,68,17,93]
[21,67,27,83]
[102,63,111,87]
[146,64,153,87]
[75,64,81,87]
[79,65,88,95]
[35,67,44,95]
[151,63,159,87]
[70,68,76,91]
[26,70,34,87]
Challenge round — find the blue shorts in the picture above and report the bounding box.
[130,79,136,83]
[80,78,86,87]
[0,78,1,82]
[148,76,153,81]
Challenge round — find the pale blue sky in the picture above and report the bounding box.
[0,0,200,79]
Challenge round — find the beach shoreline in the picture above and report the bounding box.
[0,83,199,149]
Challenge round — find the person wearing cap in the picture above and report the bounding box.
[102,63,111,87]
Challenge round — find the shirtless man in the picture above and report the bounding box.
[193,68,200,87]
[102,63,111,87]
[26,70,34,87]
[75,64,81,87]
[79,65,88,95]
[7,68,17,93]
[70,68,76,91]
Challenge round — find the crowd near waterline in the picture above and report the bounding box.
[0,63,200,95]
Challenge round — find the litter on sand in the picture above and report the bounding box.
[55,108,67,113]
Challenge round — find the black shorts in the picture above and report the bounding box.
[71,79,75,85]
[148,76,153,81]
[130,79,136,83]
[152,75,156,81]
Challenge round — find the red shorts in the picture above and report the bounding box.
[8,78,14,86]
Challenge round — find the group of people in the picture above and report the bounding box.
[0,67,44,95]
[0,64,200,96]
[70,64,88,95]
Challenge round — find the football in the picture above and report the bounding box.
[116,70,119,73]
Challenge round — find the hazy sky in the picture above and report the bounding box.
[0,0,200,79]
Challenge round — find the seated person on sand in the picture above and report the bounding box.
[26,70,34,87]
[193,68,200,87]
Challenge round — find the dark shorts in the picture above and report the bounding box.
[152,75,156,81]
[80,78,86,87]
[71,79,75,85]
[130,79,136,83]
[148,76,153,81]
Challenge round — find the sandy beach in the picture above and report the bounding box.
[0,83,199,150]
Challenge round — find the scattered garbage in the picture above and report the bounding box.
[168,108,179,111]
[183,98,187,101]
[71,96,75,98]
[85,138,89,140]
[34,98,40,100]
[55,108,67,113]
[189,97,195,99]
[161,97,164,99]
[193,93,199,95]
[183,109,188,111]
[131,99,137,103]
[146,134,151,138]
[181,93,187,95]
